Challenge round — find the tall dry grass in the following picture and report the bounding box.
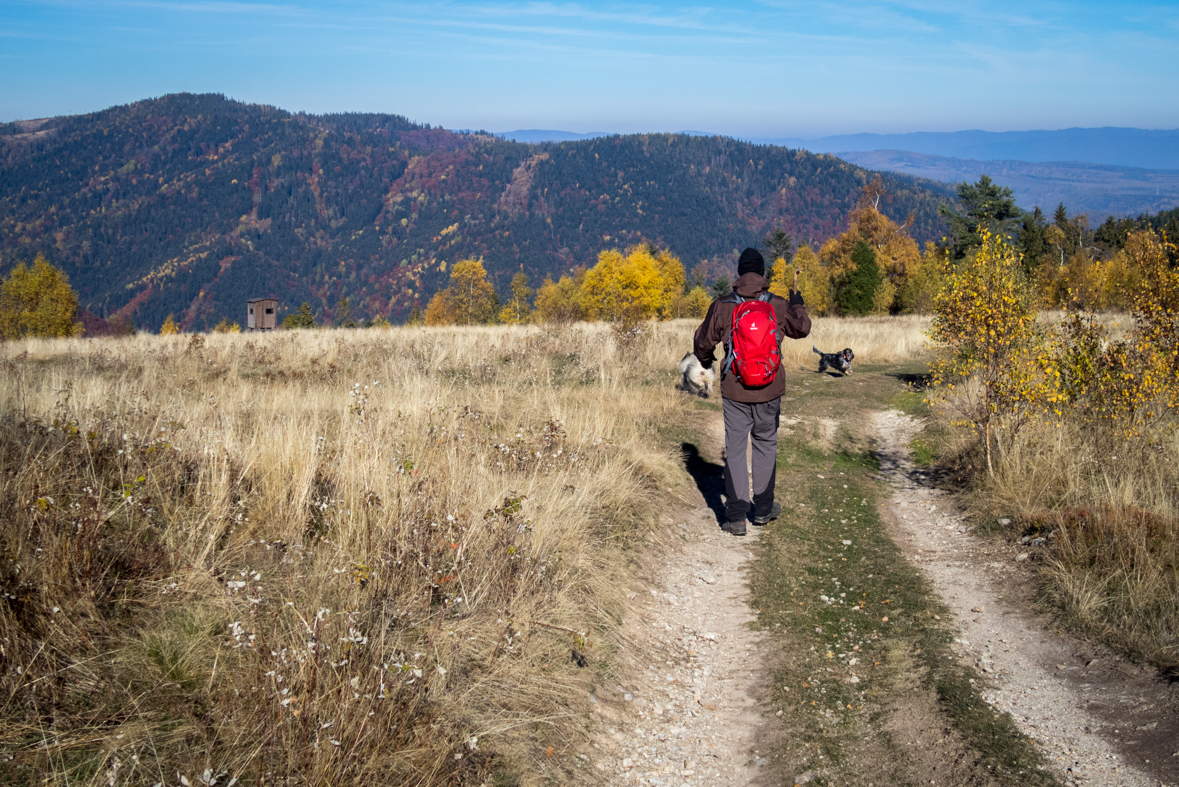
[0,322,705,786]
[959,415,1179,674]
[783,314,932,368]
[935,311,1179,676]
[0,313,930,785]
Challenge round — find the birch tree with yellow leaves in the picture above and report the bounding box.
[929,230,1055,476]
[0,254,83,340]
[581,245,683,325]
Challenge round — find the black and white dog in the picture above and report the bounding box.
[813,346,854,376]
[678,352,716,397]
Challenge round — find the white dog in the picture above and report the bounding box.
[678,352,716,397]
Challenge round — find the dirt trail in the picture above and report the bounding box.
[583,420,778,786]
[872,409,1179,787]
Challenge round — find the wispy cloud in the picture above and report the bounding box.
[2,0,1176,133]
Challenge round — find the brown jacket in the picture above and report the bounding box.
[692,272,811,403]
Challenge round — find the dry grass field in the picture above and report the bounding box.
[929,309,1179,675]
[4,310,1172,785]
[0,315,932,786]
[0,323,681,785]
[958,402,1179,674]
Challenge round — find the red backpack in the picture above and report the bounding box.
[722,293,781,387]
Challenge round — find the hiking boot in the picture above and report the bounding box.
[722,518,747,536]
[752,502,781,526]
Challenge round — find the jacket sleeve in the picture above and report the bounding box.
[774,295,811,340]
[693,300,724,369]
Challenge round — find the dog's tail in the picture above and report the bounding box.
[812,346,821,355]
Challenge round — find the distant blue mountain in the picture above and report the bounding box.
[498,128,722,143]
[751,128,1179,171]
[836,150,1179,218]
[501,127,1179,170]
[497,129,613,143]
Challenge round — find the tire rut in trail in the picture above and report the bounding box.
[581,413,780,787]
[873,408,1179,787]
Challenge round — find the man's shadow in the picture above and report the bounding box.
[680,442,726,523]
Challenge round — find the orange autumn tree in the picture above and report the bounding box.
[819,180,921,314]
[425,258,498,325]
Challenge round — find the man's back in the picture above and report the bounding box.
[693,271,811,403]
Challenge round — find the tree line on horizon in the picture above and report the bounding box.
[0,93,958,332]
[3,169,1178,339]
[413,174,1179,328]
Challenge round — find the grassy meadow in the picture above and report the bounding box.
[1,323,690,785]
[951,397,1179,674]
[2,309,1175,785]
[0,315,935,785]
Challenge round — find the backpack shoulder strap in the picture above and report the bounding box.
[755,291,784,343]
[720,293,745,375]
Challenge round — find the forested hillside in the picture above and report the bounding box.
[0,93,955,329]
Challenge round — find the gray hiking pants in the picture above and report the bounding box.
[722,397,780,522]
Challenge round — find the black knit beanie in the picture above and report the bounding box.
[737,247,765,277]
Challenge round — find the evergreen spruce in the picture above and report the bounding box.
[838,240,883,316]
[282,302,316,329]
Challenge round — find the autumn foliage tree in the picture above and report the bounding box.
[498,271,533,324]
[820,184,921,314]
[213,318,242,333]
[771,245,829,315]
[426,258,499,326]
[0,254,82,340]
[929,231,1053,475]
[533,272,585,324]
[580,245,684,324]
[678,287,712,319]
[896,243,945,315]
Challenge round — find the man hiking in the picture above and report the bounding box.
[692,247,811,535]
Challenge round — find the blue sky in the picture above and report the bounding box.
[2,1,1177,136]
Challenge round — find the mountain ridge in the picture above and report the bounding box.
[1,93,955,330]
[756,127,1179,170]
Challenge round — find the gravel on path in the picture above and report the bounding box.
[873,409,1178,787]
[585,501,776,786]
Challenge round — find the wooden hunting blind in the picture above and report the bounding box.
[247,298,278,330]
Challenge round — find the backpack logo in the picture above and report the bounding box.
[722,294,781,388]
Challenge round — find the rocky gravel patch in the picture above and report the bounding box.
[873,409,1179,787]
[583,500,778,786]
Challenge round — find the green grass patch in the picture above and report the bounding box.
[909,438,936,466]
[748,366,1055,785]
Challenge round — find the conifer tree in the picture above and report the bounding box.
[282,302,316,329]
[939,175,1022,259]
[762,227,794,264]
[838,241,883,316]
[335,297,356,328]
